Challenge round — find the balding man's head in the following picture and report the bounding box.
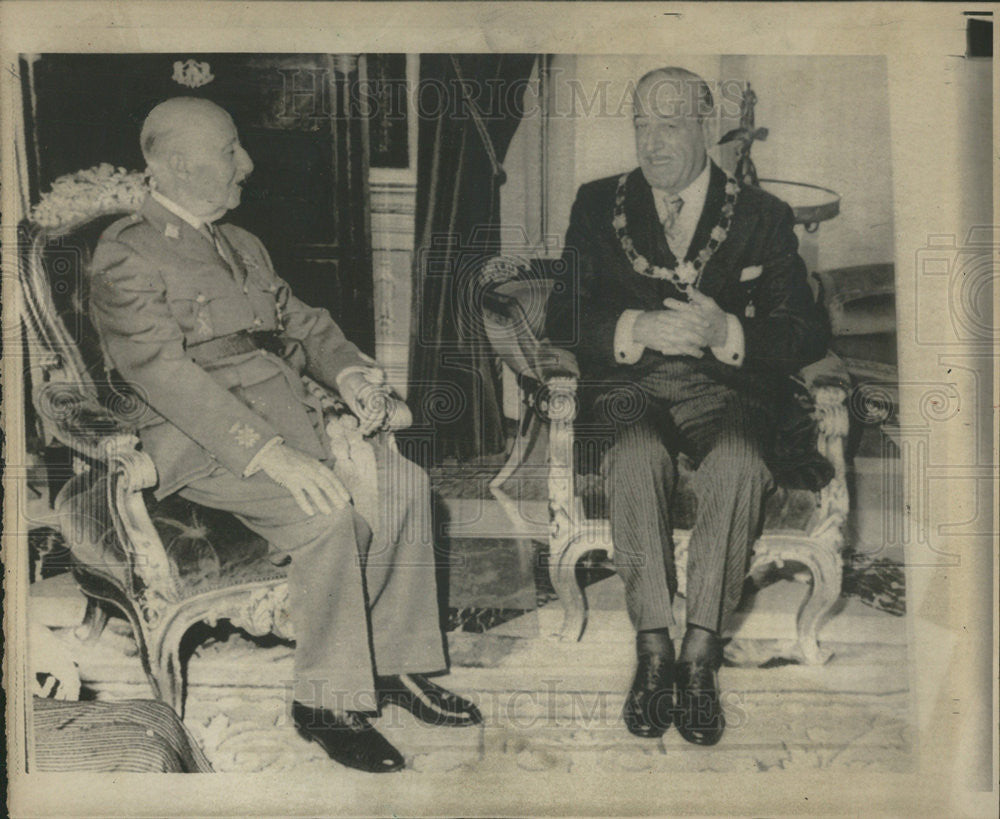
[632,67,713,193]
[140,97,253,222]
[141,97,233,163]
[634,67,714,122]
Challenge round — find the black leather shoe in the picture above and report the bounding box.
[377,674,482,727]
[622,632,675,738]
[674,661,725,746]
[292,702,405,773]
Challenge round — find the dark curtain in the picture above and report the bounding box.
[409,54,536,462]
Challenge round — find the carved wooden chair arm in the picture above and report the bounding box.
[812,383,850,499]
[300,373,413,432]
[804,361,851,531]
[799,351,851,476]
[530,374,580,424]
[100,435,180,605]
[56,430,182,606]
[795,350,851,489]
[799,349,851,398]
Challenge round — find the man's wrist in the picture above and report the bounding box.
[243,436,284,476]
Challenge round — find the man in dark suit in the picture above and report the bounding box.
[89,97,480,773]
[547,67,828,745]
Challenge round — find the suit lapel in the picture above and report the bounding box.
[690,164,743,297]
[684,162,727,263]
[624,169,677,269]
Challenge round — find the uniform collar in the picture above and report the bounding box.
[150,189,211,231]
[139,194,221,264]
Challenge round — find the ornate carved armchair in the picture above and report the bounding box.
[20,198,408,717]
[481,258,851,664]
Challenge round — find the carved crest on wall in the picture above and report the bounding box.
[172,59,215,88]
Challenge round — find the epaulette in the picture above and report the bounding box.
[100,211,146,242]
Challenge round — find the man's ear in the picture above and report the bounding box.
[700,116,718,149]
[166,151,189,179]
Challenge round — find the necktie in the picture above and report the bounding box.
[203,223,245,284]
[662,194,684,253]
[202,222,227,260]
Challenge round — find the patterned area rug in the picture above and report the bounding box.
[842,556,905,617]
[447,539,906,633]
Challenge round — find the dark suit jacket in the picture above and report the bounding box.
[89,196,370,498]
[546,162,829,398]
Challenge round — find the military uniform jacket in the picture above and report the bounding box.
[89,195,370,498]
[546,162,830,394]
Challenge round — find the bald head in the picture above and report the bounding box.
[141,97,234,163]
[140,97,253,222]
[634,67,714,122]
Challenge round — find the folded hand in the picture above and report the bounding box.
[632,305,708,358]
[663,289,728,348]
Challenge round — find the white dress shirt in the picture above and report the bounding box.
[613,162,746,368]
[652,161,711,260]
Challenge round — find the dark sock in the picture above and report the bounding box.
[679,623,720,664]
[636,627,674,656]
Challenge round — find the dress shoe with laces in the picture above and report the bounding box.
[622,630,675,738]
[674,661,725,746]
[292,701,405,773]
[377,673,482,727]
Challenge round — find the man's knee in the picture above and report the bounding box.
[273,502,362,556]
[607,429,675,482]
[702,435,771,484]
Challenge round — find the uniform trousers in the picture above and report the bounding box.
[179,434,446,713]
[601,358,774,635]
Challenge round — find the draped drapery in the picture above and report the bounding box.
[408,54,536,461]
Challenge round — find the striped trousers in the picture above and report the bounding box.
[599,358,774,634]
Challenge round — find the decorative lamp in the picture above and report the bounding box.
[719,82,841,233]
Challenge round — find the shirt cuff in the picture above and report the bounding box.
[614,309,646,365]
[711,313,745,367]
[243,436,284,477]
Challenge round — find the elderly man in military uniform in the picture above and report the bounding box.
[89,97,479,774]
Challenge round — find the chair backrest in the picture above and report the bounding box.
[20,212,134,452]
[480,256,578,383]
